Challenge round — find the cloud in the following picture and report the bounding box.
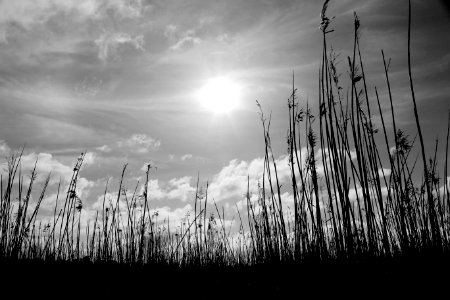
[181,154,193,161]
[96,145,112,153]
[17,152,96,197]
[164,24,178,40]
[19,152,73,185]
[378,168,391,177]
[95,31,144,62]
[164,24,203,51]
[83,152,96,166]
[169,35,201,51]
[147,176,196,202]
[208,159,259,203]
[117,134,161,153]
[1,148,97,214]
[438,177,450,199]
[89,193,194,231]
[0,140,11,156]
[0,0,146,30]
[207,149,313,203]
[167,154,207,164]
[106,0,146,19]
[0,1,97,31]
[149,204,193,226]
[92,191,133,211]
[348,185,389,203]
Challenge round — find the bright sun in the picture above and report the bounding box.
[198,77,241,114]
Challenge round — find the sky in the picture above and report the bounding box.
[0,0,449,231]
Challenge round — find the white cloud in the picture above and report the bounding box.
[20,152,72,185]
[169,35,201,50]
[147,176,196,202]
[95,31,144,62]
[348,185,389,203]
[208,159,258,203]
[150,204,193,227]
[118,134,160,153]
[16,151,96,186]
[438,177,450,198]
[140,162,157,172]
[12,151,96,214]
[378,168,391,177]
[170,36,201,50]
[0,0,148,45]
[208,152,302,203]
[0,140,11,156]
[181,154,193,161]
[349,149,357,160]
[165,25,202,51]
[83,152,96,166]
[92,191,132,212]
[0,0,146,29]
[96,145,112,153]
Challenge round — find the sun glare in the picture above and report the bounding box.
[198,77,241,114]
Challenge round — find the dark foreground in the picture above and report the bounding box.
[1,255,449,298]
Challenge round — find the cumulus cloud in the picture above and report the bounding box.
[208,159,261,203]
[0,140,11,156]
[95,31,144,62]
[147,176,196,202]
[208,151,308,203]
[348,185,389,203]
[89,192,193,231]
[150,204,193,226]
[20,152,73,185]
[118,134,160,153]
[18,152,96,192]
[83,152,96,166]
[92,190,133,211]
[2,149,97,214]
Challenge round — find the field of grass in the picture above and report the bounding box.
[1,1,449,296]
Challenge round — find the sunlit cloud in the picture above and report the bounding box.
[117,134,161,154]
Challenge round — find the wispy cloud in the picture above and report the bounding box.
[117,134,161,154]
[95,31,144,62]
[169,34,201,51]
[181,154,193,161]
[96,145,112,153]
[0,0,146,30]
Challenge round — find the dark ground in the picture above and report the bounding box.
[1,255,448,298]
